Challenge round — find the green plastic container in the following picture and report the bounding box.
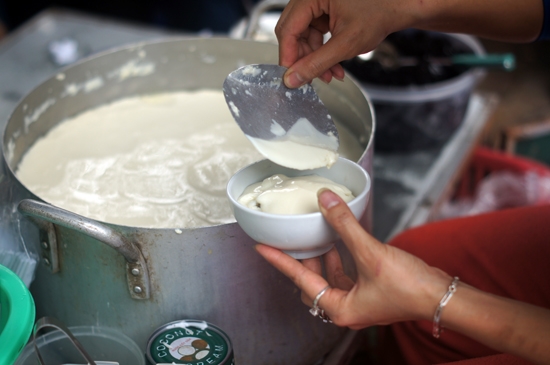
[0,264,36,365]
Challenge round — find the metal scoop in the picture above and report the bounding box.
[222,64,339,148]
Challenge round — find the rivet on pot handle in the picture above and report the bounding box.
[18,199,151,300]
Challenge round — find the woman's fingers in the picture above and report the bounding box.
[254,244,330,302]
[302,256,323,274]
[283,40,347,87]
[276,0,319,68]
[254,244,350,318]
[317,189,382,269]
[301,256,323,304]
[277,0,392,87]
[330,64,345,81]
[306,26,331,83]
[277,0,341,86]
[324,247,355,291]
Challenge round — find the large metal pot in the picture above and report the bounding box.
[2,37,374,365]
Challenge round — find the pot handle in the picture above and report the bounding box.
[244,0,289,40]
[18,199,150,300]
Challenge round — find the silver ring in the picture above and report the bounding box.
[309,285,332,323]
[312,285,330,308]
[318,309,332,323]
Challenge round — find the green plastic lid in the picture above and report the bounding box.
[0,264,36,365]
[147,320,234,365]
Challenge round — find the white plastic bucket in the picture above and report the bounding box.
[345,31,486,152]
[14,326,145,365]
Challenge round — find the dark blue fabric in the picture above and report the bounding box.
[0,0,6,25]
[539,0,550,40]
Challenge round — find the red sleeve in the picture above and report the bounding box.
[384,204,550,364]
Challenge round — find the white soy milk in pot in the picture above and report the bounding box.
[16,90,364,229]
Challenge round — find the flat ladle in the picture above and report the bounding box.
[223,64,339,170]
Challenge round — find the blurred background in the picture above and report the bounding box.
[1,2,550,364]
[0,0,260,34]
[1,0,550,152]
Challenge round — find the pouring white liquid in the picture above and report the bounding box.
[247,118,339,170]
[16,90,364,228]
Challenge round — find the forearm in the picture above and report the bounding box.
[410,0,544,42]
[433,282,550,364]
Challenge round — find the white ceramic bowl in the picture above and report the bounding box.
[227,157,371,259]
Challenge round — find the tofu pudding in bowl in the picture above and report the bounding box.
[227,157,371,259]
[224,63,371,259]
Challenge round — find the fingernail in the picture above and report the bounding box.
[319,74,331,84]
[285,70,305,88]
[334,74,345,81]
[317,188,340,210]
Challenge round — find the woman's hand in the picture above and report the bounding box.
[275,0,543,89]
[255,189,452,329]
[275,0,415,88]
[255,190,550,363]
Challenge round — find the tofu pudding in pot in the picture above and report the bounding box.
[15,89,364,228]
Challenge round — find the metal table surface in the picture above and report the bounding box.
[0,9,170,135]
[0,9,496,364]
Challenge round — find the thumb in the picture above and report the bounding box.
[283,30,370,88]
[283,38,351,88]
[317,189,381,265]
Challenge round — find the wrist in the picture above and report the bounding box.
[415,268,455,322]
[399,0,442,30]
[432,276,460,337]
[405,0,543,42]
[382,0,429,34]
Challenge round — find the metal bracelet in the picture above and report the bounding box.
[433,276,460,338]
